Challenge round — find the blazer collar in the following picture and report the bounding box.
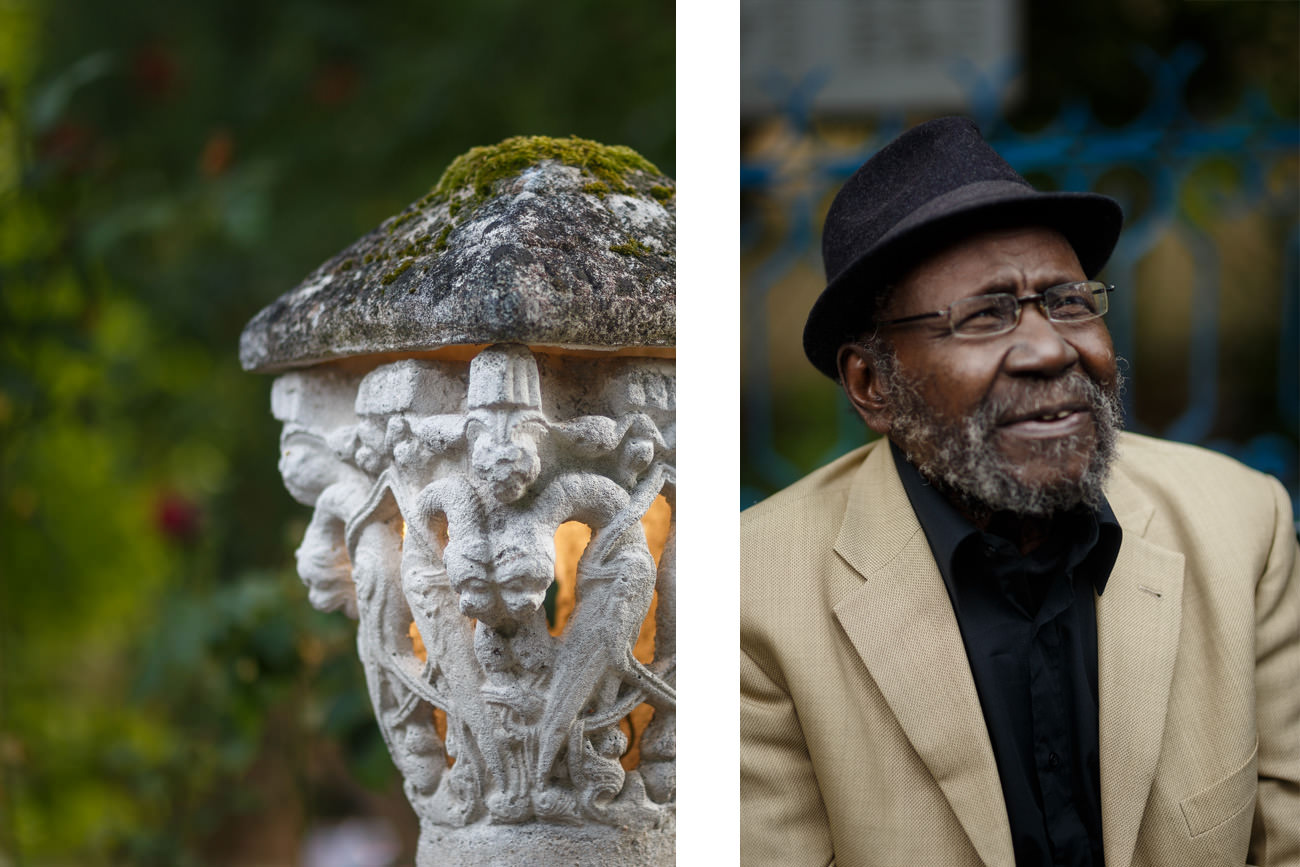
[828,438,1185,867]
[831,441,1016,867]
[1093,452,1185,867]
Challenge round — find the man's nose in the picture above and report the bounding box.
[1001,304,1079,375]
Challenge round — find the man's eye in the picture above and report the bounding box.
[1048,287,1099,318]
[953,303,1008,332]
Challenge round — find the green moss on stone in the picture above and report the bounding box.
[318,137,665,289]
[382,259,414,285]
[609,236,654,258]
[434,224,452,251]
[431,135,663,219]
[388,211,417,234]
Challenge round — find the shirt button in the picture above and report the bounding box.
[1048,752,1060,769]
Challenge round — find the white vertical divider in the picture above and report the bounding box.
[676,1,741,864]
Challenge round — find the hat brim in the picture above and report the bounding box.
[804,181,1123,380]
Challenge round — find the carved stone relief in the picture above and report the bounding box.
[272,344,675,865]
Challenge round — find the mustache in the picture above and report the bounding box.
[982,371,1115,430]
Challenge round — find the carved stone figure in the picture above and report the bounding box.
[274,345,675,865]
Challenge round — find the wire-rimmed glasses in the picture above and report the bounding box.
[876,281,1115,338]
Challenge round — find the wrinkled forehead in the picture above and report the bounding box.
[886,225,1083,312]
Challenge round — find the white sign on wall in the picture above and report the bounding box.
[741,0,1021,116]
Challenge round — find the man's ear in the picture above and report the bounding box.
[837,343,892,436]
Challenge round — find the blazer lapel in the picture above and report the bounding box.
[1095,469,1185,867]
[832,443,1014,867]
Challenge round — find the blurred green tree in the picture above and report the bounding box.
[0,0,673,863]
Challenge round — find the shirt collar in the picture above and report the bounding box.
[889,439,1121,596]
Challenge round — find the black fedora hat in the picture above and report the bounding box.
[804,117,1123,379]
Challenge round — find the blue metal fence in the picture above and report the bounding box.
[740,46,1300,514]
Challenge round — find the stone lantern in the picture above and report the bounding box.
[240,137,675,866]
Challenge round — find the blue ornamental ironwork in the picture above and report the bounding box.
[740,45,1300,517]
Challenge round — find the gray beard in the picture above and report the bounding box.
[877,354,1124,519]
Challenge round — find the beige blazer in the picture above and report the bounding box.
[741,433,1299,867]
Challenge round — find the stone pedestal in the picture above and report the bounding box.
[241,137,675,865]
[420,816,676,867]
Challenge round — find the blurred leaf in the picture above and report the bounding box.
[28,51,113,132]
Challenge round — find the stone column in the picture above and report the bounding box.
[240,137,674,866]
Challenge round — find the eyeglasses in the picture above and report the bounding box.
[876,281,1114,338]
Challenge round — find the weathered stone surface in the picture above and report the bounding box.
[419,817,676,866]
[240,137,675,373]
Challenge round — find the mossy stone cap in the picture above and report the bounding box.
[240,136,675,373]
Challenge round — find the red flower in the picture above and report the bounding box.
[199,129,234,177]
[37,122,97,174]
[155,492,202,543]
[310,62,359,107]
[132,43,179,99]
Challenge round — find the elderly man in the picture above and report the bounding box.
[740,117,1299,867]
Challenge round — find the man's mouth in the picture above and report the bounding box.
[998,405,1091,438]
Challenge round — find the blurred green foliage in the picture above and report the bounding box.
[0,0,672,862]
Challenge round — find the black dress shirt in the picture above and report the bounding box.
[891,443,1122,867]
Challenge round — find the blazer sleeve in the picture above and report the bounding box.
[741,645,835,867]
[1248,476,1300,867]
